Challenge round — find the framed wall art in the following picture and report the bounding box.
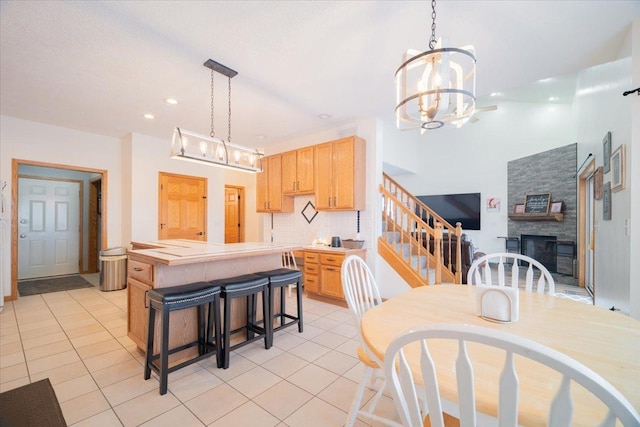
[514,203,525,214]
[603,182,611,221]
[524,193,551,214]
[611,144,625,192]
[593,166,603,200]
[550,201,563,213]
[602,131,611,173]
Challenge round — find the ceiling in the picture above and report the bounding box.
[1,1,638,150]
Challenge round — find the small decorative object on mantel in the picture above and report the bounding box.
[514,203,525,214]
[301,201,318,224]
[550,201,563,213]
[594,166,603,200]
[475,285,519,323]
[611,144,626,192]
[603,182,612,221]
[603,132,612,173]
[524,193,551,214]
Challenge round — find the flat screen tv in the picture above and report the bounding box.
[416,192,481,230]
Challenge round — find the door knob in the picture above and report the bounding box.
[19,219,27,224]
[196,232,204,236]
[20,234,26,238]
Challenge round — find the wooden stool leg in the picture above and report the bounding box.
[144,305,156,380]
[263,287,272,349]
[296,278,304,332]
[159,308,170,395]
[279,285,286,327]
[213,295,223,368]
[223,296,231,369]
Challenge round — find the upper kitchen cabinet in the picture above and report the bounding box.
[314,136,366,211]
[256,154,294,213]
[282,146,314,195]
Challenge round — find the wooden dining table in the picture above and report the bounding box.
[361,285,640,426]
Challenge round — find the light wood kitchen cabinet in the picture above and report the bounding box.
[282,146,314,195]
[302,248,365,301]
[256,154,294,212]
[127,259,154,349]
[314,136,366,211]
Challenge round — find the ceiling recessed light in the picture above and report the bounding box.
[489,92,501,97]
[143,113,155,119]
[164,98,178,105]
[256,135,266,140]
[548,96,559,102]
[318,114,331,119]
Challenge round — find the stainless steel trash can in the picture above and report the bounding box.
[99,247,127,291]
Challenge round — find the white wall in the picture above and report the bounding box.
[0,115,123,301]
[383,102,574,256]
[630,20,640,319]
[574,57,633,313]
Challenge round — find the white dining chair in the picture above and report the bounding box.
[281,250,299,297]
[467,252,555,295]
[342,255,401,427]
[384,323,640,427]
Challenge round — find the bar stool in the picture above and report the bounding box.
[144,281,222,395]
[211,274,271,369]
[255,262,304,337]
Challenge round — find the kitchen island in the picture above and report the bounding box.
[126,240,301,361]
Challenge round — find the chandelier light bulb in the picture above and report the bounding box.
[199,141,208,156]
[234,150,241,163]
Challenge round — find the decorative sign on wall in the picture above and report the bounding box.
[487,197,500,212]
[594,166,603,200]
[611,144,626,192]
[603,131,612,173]
[603,182,612,221]
[301,201,318,224]
[524,193,551,214]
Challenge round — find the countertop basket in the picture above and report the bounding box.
[342,239,364,249]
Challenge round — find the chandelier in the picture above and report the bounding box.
[171,59,264,172]
[395,0,476,132]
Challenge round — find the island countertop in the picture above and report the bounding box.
[128,239,302,266]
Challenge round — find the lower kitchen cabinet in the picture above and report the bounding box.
[302,248,365,301]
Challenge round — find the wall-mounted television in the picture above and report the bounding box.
[416,192,481,231]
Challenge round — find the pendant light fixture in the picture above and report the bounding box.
[171,59,264,172]
[395,0,476,132]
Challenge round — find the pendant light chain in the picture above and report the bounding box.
[429,0,437,50]
[210,70,215,138]
[227,76,232,143]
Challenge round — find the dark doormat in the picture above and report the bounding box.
[18,275,95,296]
[0,378,67,426]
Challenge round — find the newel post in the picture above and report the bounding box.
[455,222,463,284]
[434,222,443,284]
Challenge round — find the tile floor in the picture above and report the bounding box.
[0,275,590,427]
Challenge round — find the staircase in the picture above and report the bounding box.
[379,173,463,287]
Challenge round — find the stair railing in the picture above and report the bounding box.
[381,173,463,284]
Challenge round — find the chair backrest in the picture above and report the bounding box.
[384,323,640,427]
[467,252,555,295]
[281,250,298,269]
[341,255,383,357]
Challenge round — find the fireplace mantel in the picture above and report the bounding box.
[508,213,564,222]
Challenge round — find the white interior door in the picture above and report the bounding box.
[585,174,595,294]
[18,178,80,279]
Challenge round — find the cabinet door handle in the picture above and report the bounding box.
[333,196,337,206]
[133,267,143,272]
[326,258,336,262]
[326,267,337,272]
[296,181,299,190]
[328,197,331,207]
[292,181,296,191]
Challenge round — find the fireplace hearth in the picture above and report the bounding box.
[521,234,557,273]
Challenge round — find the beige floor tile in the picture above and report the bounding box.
[60,389,111,425]
[335,338,360,357]
[272,331,306,351]
[287,364,339,395]
[0,376,31,393]
[65,323,106,339]
[107,324,128,338]
[288,340,331,362]
[139,405,204,427]
[0,324,18,337]
[53,374,99,403]
[205,353,256,382]
[20,324,64,341]
[167,368,222,402]
[75,338,123,359]
[314,350,359,376]
[70,409,123,427]
[210,401,280,427]
[228,366,282,399]
[100,317,127,330]
[0,332,21,345]
[101,373,159,406]
[91,358,144,388]
[288,324,324,340]
[59,316,100,331]
[311,331,350,349]
[185,383,248,425]
[27,349,79,374]
[308,317,342,331]
[21,330,67,349]
[113,389,181,427]
[317,376,371,413]
[358,394,401,427]
[24,339,73,362]
[325,310,353,323]
[331,322,358,338]
[261,351,309,379]
[284,396,348,427]
[0,340,22,356]
[0,349,25,369]
[238,342,284,365]
[70,330,114,349]
[30,360,89,385]
[253,380,313,420]
[83,347,133,372]
[0,362,28,384]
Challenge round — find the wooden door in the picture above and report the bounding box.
[296,146,315,193]
[158,173,207,241]
[224,187,241,243]
[256,158,269,212]
[18,178,80,279]
[333,138,356,210]
[281,150,297,195]
[314,142,333,210]
[88,178,101,273]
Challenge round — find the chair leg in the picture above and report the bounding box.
[223,296,231,369]
[263,287,272,349]
[144,305,155,380]
[213,295,223,368]
[159,308,170,395]
[346,366,373,427]
[296,278,303,332]
[279,285,286,327]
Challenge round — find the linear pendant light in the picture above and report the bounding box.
[171,59,264,173]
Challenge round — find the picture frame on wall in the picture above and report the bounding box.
[514,203,525,214]
[603,131,611,173]
[550,201,563,213]
[594,166,603,200]
[611,144,626,192]
[603,181,612,221]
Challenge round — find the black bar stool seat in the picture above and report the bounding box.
[255,267,304,337]
[211,274,271,369]
[144,281,222,395]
